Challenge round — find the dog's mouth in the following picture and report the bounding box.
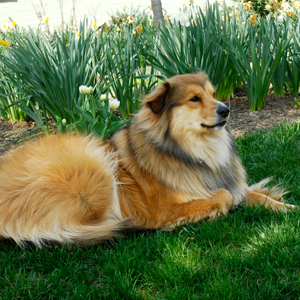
[201,120,227,129]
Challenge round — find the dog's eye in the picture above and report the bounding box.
[190,96,201,102]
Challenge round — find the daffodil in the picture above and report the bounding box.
[149,19,153,26]
[75,31,82,40]
[183,4,188,10]
[128,19,134,24]
[265,4,271,10]
[288,10,297,19]
[149,4,152,10]
[176,12,190,26]
[164,16,168,23]
[243,2,252,11]
[133,30,137,35]
[2,23,8,32]
[92,22,98,31]
[248,16,257,25]
[41,16,49,24]
[136,24,143,34]
[11,20,17,27]
[251,13,257,20]
[0,39,12,47]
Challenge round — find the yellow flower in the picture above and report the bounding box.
[133,30,136,35]
[288,11,297,19]
[190,0,194,3]
[92,22,97,31]
[278,1,282,6]
[203,6,207,11]
[164,16,168,23]
[128,19,134,24]
[243,2,252,11]
[0,39,12,47]
[265,4,271,9]
[116,27,120,32]
[252,13,257,20]
[183,4,188,10]
[149,4,152,10]
[136,24,143,34]
[235,9,238,15]
[75,31,82,40]
[41,16,49,24]
[149,19,153,26]
[11,21,17,26]
[248,17,257,25]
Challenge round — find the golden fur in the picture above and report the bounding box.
[0,73,296,246]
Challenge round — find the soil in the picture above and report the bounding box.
[1,92,300,157]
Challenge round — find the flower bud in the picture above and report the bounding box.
[109,98,120,109]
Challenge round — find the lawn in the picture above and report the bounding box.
[0,121,300,299]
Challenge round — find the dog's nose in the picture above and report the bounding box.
[217,104,230,118]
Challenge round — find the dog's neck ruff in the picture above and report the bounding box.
[113,120,247,203]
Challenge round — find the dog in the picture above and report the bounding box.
[0,73,296,247]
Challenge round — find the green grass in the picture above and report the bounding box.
[1,121,300,299]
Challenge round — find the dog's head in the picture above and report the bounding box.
[143,73,229,137]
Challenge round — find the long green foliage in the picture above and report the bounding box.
[1,3,300,138]
[144,4,234,100]
[228,17,291,110]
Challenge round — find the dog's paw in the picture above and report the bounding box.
[215,189,234,210]
[284,203,299,212]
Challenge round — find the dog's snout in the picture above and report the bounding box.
[217,104,230,118]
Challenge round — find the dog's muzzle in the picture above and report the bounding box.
[216,103,230,119]
[201,103,230,130]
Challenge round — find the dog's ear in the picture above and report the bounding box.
[144,82,171,114]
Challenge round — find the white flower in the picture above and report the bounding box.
[278,15,285,21]
[75,31,82,40]
[79,85,93,95]
[2,23,8,32]
[109,98,120,109]
[79,85,87,94]
[41,16,49,24]
[92,22,98,31]
[87,86,93,95]
[176,12,190,27]
[100,94,107,100]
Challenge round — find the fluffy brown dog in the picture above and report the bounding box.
[0,73,296,247]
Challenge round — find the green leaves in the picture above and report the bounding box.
[227,17,291,110]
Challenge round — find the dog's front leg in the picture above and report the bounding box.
[159,189,233,229]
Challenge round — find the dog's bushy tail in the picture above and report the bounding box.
[0,134,128,247]
[247,177,287,202]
